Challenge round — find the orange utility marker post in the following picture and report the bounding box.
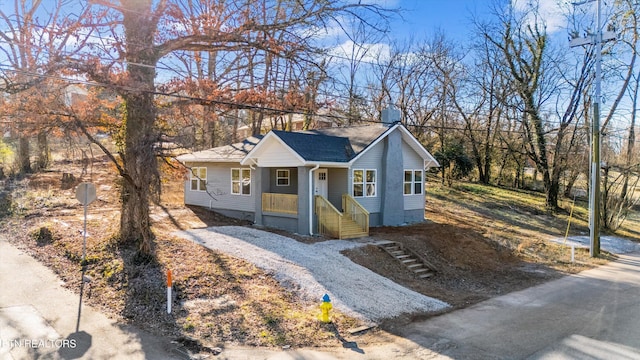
[167,269,172,314]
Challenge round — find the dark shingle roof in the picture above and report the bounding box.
[176,136,263,162]
[306,126,388,155]
[272,130,356,162]
[178,125,395,164]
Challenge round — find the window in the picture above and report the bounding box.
[190,167,207,191]
[404,170,424,195]
[231,168,251,195]
[276,169,290,186]
[353,169,376,197]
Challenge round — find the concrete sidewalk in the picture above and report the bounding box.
[0,238,175,360]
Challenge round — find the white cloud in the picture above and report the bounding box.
[512,0,570,34]
[328,40,391,64]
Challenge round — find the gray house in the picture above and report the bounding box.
[176,119,439,239]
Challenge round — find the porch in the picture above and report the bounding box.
[260,192,369,239]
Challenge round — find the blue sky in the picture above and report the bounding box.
[326,0,585,64]
[388,0,570,43]
[389,0,487,43]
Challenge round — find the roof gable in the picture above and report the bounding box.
[272,130,355,162]
[179,123,439,168]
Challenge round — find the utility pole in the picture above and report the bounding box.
[569,0,616,257]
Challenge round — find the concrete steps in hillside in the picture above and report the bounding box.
[376,241,436,279]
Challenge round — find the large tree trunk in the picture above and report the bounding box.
[120,89,158,255]
[17,136,31,174]
[119,0,160,256]
[35,131,49,171]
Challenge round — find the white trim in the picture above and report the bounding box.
[348,124,398,165]
[309,164,320,235]
[276,169,290,186]
[240,131,306,166]
[352,168,377,198]
[190,167,207,192]
[404,169,424,196]
[347,124,440,168]
[231,168,252,196]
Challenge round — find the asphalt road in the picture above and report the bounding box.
[393,251,640,359]
[3,233,640,359]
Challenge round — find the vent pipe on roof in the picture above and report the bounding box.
[381,106,401,127]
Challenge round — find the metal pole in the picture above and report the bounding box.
[589,0,602,257]
[83,184,88,262]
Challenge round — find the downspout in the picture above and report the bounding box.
[309,164,320,235]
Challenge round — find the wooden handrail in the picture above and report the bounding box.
[315,195,342,238]
[342,194,369,216]
[342,194,369,236]
[316,195,369,239]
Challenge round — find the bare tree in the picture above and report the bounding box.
[480,4,590,209]
[0,0,90,173]
[58,0,391,256]
[599,0,640,230]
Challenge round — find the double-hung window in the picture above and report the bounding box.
[276,169,290,186]
[231,168,251,195]
[353,169,376,197]
[404,170,423,195]
[190,167,207,191]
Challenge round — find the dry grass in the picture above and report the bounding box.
[0,156,361,351]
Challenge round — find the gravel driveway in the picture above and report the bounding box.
[175,226,449,323]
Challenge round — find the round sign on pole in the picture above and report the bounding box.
[75,183,97,205]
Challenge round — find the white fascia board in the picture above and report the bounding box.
[305,161,350,168]
[178,156,243,163]
[347,123,398,166]
[397,125,440,168]
[240,131,306,166]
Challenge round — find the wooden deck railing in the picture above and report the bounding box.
[262,193,298,214]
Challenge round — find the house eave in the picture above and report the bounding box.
[178,156,244,164]
[240,131,307,166]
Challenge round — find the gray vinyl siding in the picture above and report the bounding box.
[183,162,256,212]
[350,140,383,213]
[402,142,426,211]
[269,167,298,194]
[327,168,348,210]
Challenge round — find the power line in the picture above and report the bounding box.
[3,63,638,138]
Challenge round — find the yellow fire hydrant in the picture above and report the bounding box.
[319,294,332,323]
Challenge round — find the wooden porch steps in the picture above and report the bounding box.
[377,241,436,279]
[340,218,369,239]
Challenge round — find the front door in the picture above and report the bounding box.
[314,169,328,199]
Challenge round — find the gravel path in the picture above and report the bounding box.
[175,226,449,323]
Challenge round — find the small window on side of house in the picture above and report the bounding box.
[353,169,364,197]
[190,167,207,191]
[353,169,376,197]
[276,169,290,186]
[403,169,424,195]
[231,168,251,195]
